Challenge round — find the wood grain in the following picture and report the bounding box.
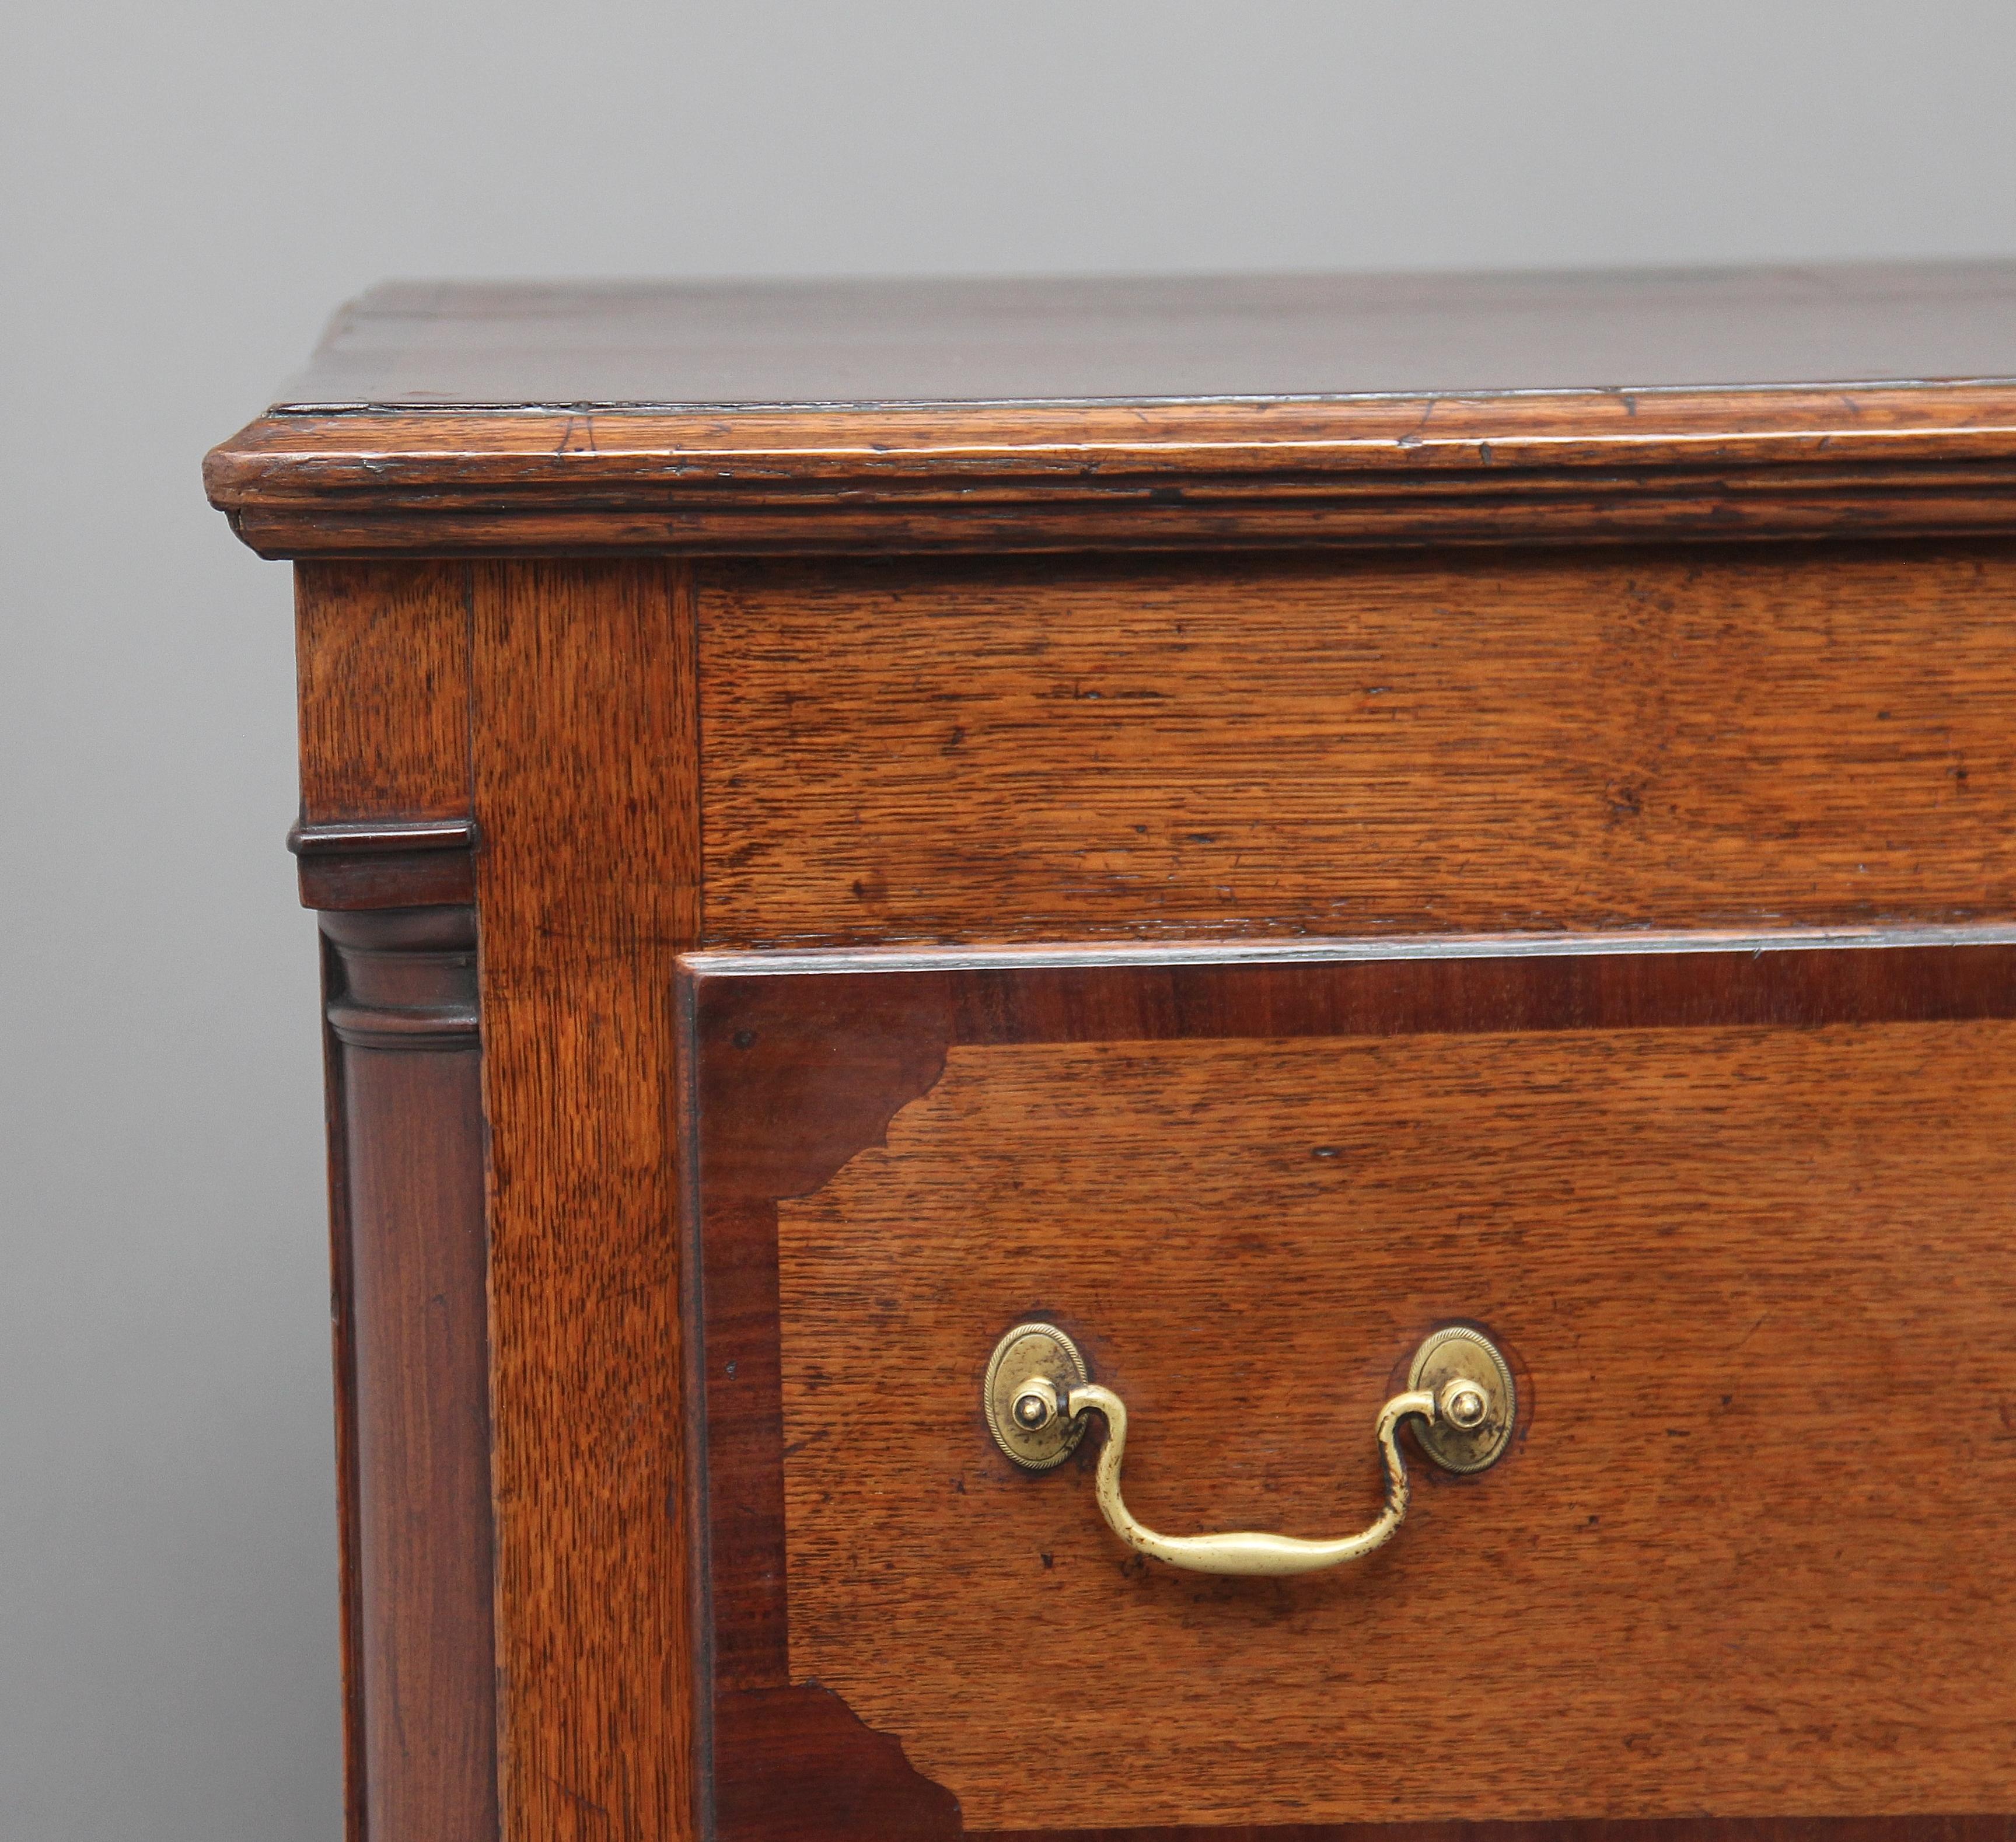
[295,561,471,822]
[471,561,702,1842]
[789,1025,2016,1823]
[682,941,2016,1834]
[699,544,2016,948]
[322,908,496,1842]
[213,399,2016,558]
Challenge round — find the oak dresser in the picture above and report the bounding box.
[206,266,2016,1842]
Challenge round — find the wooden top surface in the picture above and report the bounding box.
[208,263,2016,558]
[284,264,2016,408]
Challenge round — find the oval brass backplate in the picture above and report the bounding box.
[985,1322,1090,1469]
[1408,1326,1517,1473]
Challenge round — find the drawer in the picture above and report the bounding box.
[700,544,2016,949]
[680,932,2016,1838]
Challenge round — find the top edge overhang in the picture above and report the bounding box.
[205,263,2016,558]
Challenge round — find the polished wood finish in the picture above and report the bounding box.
[221,269,2016,1842]
[712,1686,962,1842]
[701,544,2016,946]
[682,938,2016,1836]
[322,908,496,1842]
[295,561,471,822]
[257,267,2016,408]
[291,817,478,910]
[209,387,2016,558]
[207,267,2016,559]
[470,561,703,1842]
[292,558,707,1841]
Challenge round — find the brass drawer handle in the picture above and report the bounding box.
[983,1322,1514,1577]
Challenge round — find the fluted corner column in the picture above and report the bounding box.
[302,819,499,1842]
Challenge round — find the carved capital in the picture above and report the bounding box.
[291,817,478,911]
[320,907,478,1051]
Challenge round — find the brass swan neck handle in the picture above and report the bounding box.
[1070,1378,1436,1574]
[983,1323,1515,1578]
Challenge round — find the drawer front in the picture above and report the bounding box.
[681,938,2016,1838]
[698,544,2016,949]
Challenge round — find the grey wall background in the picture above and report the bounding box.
[5,4,2016,1836]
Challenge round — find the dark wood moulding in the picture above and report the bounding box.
[291,816,480,910]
